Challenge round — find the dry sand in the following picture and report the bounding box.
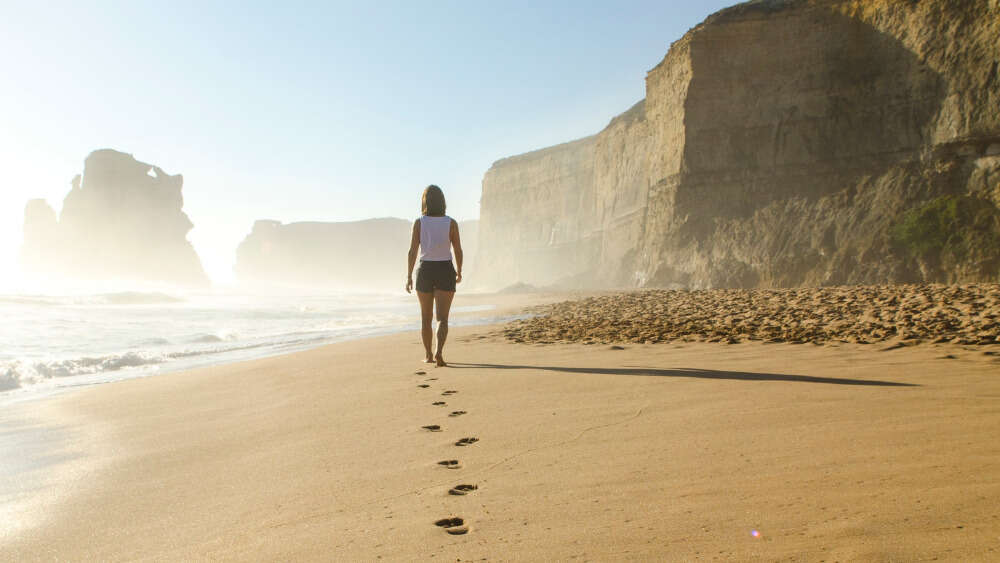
[503,284,1000,346]
[5,301,1000,561]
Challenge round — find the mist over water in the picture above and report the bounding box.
[0,286,496,405]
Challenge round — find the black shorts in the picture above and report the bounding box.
[416,260,457,293]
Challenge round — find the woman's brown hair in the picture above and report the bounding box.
[421,185,446,216]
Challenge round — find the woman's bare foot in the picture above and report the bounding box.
[435,353,447,367]
[424,356,435,364]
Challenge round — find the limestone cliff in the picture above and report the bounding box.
[477,0,1000,290]
[20,149,209,286]
[235,218,477,290]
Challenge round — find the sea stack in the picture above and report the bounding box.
[234,218,478,290]
[234,218,412,290]
[19,149,209,286]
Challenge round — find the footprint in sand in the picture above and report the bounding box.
[434,517,469,535]
[415,370,427,375]
[449,411,467,417]
[418,384,430,388]
[432,401,447,406]
[442,390,458,396]
[437,460,462,469]
[426,377,438,381]
[422,425,442,432]
[448,484,477,496]
[455,437,478,447]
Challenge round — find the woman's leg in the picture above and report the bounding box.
[433,290,455,366]
[417,290,435,363]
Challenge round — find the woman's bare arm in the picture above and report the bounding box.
[406,219,420,293]
[451,219,463,284]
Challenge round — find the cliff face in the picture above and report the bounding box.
[20,149,209,286]
[235,218,478,290]
[479,137,598,286]
[477,0,1000,289]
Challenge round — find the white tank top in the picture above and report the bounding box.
[419,215,453,261]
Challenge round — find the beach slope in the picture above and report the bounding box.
[7,328,1000,561]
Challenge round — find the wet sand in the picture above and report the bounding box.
[5,293,1000,561]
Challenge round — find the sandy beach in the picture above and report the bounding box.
[4,0,999,559]
[5,288,1000,561]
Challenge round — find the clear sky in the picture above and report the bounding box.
[0,0,735,284]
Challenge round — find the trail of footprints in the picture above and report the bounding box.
[414,368,477,535]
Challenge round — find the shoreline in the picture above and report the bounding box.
[0,290,574,546]
[5,318,1000,560]
[0,290,573,407]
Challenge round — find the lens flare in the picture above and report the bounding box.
[750,529,761,538]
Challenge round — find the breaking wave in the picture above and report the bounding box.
[1,335,362,394]
[0,290,515,402]
[1,352,165,391]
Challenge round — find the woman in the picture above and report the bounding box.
[406,185,463,366]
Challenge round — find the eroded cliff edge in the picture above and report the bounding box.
[477,0,1000,289]
[20,149,209,286]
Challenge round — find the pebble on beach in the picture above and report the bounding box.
[501,284,1000,346]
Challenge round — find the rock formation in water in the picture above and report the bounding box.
[20,149,209,286]
[477,0,1000,290]
[234,218,478,290]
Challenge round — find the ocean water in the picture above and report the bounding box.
[0,289,500,405]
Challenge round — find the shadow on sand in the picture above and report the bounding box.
[447,363,917,387]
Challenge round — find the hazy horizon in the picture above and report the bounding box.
[1,0,733,287]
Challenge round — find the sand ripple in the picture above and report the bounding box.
[502,284,1000,346]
